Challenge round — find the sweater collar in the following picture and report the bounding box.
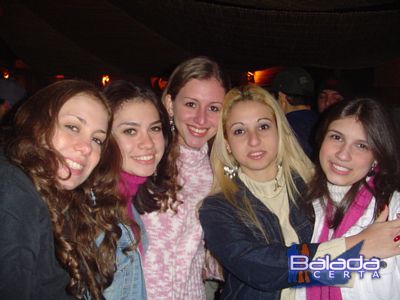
[238,165,285,199]
[178,143,209,165]
[327,182,351,204]
[118,171,147,200]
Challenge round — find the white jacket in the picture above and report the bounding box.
[309,190,400,300]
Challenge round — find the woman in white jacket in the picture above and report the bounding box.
[304,97,400,300]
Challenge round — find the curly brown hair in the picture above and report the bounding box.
[2,80,129,299]
[103,80,180,213]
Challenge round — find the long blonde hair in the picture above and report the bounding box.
[210,85,313,238]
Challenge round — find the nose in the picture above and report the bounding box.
[194,108,207,125]
[248,130,261,147]
[75,138,92,156]
[138,132,155,150]
[335,143,351,161]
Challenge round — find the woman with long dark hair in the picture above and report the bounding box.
[0,80,136,300]
[305,98,400,299]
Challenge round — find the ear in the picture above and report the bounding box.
[225,140,232,153]
[277,92,288,111]
[164,94,174,117]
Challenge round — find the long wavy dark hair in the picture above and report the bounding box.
[103,80,180,213]
[2,80,127,299]
[306,98,400,228]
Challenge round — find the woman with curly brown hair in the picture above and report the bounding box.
[0,79,143,300]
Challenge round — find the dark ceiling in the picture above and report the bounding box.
[0,0,399,81]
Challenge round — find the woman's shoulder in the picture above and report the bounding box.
[200,192,237,213]
[0,153,45,216]
[0,153,32,186]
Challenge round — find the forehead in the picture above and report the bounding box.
[178,78,225,104]
[60,93,105,113]
[320,89,340,95]
[115,100,159,119]
[328,116,367,138]
[227,100,274,122]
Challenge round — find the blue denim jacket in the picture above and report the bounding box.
[95,224,147,300]
[199,176,318,300]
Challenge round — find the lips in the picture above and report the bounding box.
[247,151,265,160]
[187,125,208,137]
[132,154,155,164]
[65,158,83,170]
[330,162,351,175]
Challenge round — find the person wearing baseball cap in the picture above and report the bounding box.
[271,67,318,159]
[317,77,353,113]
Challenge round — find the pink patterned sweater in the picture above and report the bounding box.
[141,144,213,300]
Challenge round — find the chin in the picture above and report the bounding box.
[133,169,155,177]
[58,181,80,191]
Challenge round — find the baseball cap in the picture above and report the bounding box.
[318,78,353,98]
[271,67,314,97]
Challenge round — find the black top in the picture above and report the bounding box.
[0,152,71,299]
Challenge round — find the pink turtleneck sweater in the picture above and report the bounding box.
[141,144,213,300]
[118,171,147,253]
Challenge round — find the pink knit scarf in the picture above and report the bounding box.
[118,171,147,252]
[306,177,374,300]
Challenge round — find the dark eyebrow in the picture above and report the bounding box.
[118,119,162,127]
[150,120,162,126]
[184,97,222,105]
[117,121,139,127]
[327,129,341,134]
[328,129,369,144]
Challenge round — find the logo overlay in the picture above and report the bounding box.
[287,241,381,286]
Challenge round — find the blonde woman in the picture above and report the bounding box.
[199,85,400,300]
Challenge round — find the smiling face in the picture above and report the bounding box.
[112,100,165,177]
[52,93,109,190]
[225,100,279,182]
[319,116,375,186]
[165,78,225,150]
